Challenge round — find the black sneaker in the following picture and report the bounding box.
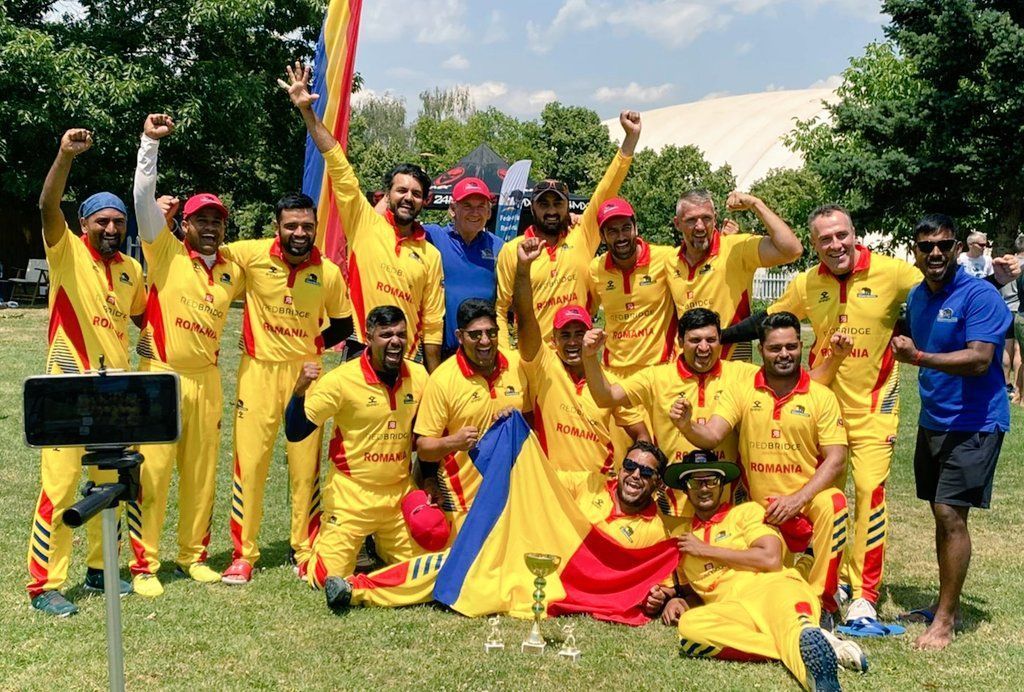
[31,591,79,617]
[800,628,841,691]
[84,567,133,596]
[324,576,352,612]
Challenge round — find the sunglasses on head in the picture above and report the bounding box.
[915,239,956,253]
[684,475,723,490]
[463,327,499,342]
[621,458,658,479]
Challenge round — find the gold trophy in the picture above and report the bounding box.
[521,552,561,654]
[484,616,505,652]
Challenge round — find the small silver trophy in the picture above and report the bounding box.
[558,622,581,662]
[484,615,505,652]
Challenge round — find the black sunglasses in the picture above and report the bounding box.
[622,458,657,479]
[463,327,499,341]
[916,239,956,253]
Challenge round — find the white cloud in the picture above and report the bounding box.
[361,0,469,44]
[699,90,732,101]
[809,74,844,89]
[736,41,753,56]
[462,81,557,117]
[593,82,675,104]
[482,9,509,44]
[763,82,786,91]
[442,53,470,70]
[350,88,406,109]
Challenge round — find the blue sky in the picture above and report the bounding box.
[352,0,887,119]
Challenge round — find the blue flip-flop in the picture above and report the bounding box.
[836,617,907,638]
[897,608,935,625]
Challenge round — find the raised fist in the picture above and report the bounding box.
[725,191,759,212]
[669,396,693,430]
[517,236,545,265]
[582,328,606,357]
[144,114,175,140]
[619,109,641,137]
[293,361,322,396]
[60,129,93,157]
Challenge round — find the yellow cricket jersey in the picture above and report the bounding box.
[495,152,633,349]
[524,345,642,474]
[714,369,848,504]
[678,501,786,603]
[413,349,529,512]
[668,231,762,358]
[220,237,349,362]
[620,358,759,464]
[43,226,146,373]
[560,474,685,547]
[589,239,677,369]
[136,228,245,371]
[320,144,445,356]
[770,246,922,416]
[304,350,428,491]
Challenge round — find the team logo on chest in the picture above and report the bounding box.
[790,405,808,417]
[606,280,616,291]
[205,293,214,303]
[819,291,830,303]
[305,273,320,286]
[856,286,876,299]
[119,271,131,285]
[367,395,379,407]
[771,429,781,438]
[937,307,957,322]
[699,264,713,275]
[403,393,415,405]
[387,420,397,430]
[625,301,635,310]
[220,273,232,284]
[284,295,293,305]
[639,275,653,286]
[838,314,848,323]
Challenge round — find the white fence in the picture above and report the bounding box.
[752,268,797,302]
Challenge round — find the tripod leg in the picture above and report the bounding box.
[102,507,125,692]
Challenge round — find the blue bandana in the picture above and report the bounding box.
[78,192,127,220]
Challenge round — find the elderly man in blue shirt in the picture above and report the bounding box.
[890,213,1011,653]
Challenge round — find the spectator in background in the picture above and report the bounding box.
[957,231,993,279]
[1014,234,1024,405]
[1000,237,1021,402]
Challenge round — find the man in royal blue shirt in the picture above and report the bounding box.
[891,213,1011,653]
[424,177,504,359]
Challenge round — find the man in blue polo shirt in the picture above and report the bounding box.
[424,177,504,359]
[891,213,1011,653]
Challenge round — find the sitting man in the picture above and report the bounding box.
[652,451,866,691]
[321,440,684,615]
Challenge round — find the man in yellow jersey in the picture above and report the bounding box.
[513,236,648,474]
[583,308,758,515]
[669,190,802,360]
[122,114,245,596]
[414,299,528,529]
[281,61,445,370]
[281,306,431,590]
[649,451,866,691]
[494,110,642,350]
[321,441,683,612]
[28,129,147,616]
[671,312,849,623]
[722,204,1018,628]
[218,192,352,584]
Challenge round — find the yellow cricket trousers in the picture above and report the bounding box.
[786,488,848,613]
[231,355,323,567]
[348,550,450,607]
[128,360,222,575]
[307,477,424,587]
[677,570,821,690]
[839,412,897,604]
[27,448,121,597]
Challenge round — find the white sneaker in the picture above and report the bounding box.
[821,628,868,673]
[844,597,877,623]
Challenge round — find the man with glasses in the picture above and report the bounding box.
[414,299,528,534]
[957,232,994,279]
[892,214,1011,651]
[671,312,849,624]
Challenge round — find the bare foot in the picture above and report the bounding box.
[913,619,955,651]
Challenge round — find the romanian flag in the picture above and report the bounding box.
[434,412,680,626]
[302,0,363,270]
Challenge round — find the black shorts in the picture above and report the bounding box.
[914,427,1004,509]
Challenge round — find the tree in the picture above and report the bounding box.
[538,102,616,195]
[746,167,826,270]
[790,1,1024,250]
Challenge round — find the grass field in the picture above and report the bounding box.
[1,306,1022,690]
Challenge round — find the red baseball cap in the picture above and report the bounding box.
[452,177,493,203]
[401,490,451,552]
[183,193,228,219]
[552,305,593,330]
[597,197,635,228]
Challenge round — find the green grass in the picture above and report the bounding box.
[1,306,1023,690]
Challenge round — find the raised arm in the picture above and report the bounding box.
[134,114,177,243]
[809,332,853,385]
[668,396,733,450]
[39,129,92,247]
[581,328,631,408]
[512,236,547,361]
[577,110,640,253]
[726,192,803,267]
[495,243,517,350]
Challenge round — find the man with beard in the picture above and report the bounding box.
[414,299,528,531]
[893,214,1011,651]
[423,177,504,360]
[494,110,642,350]
[651,451,866,691]
[513,236,648,474]
[282,61,445,370]
[28,129,147,616]
[669,190,802,361]
[722,204,1018,631]
[582,308,758,515]
[670,312,849,623]
[218,193,352,584]
[124,114,246,596]
[282,306,431,590]
[320,441,684,613]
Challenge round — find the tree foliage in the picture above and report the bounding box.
[790,1,1024,250]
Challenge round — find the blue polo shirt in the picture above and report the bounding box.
[424,224,504,353]
[906,267,1011,432]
